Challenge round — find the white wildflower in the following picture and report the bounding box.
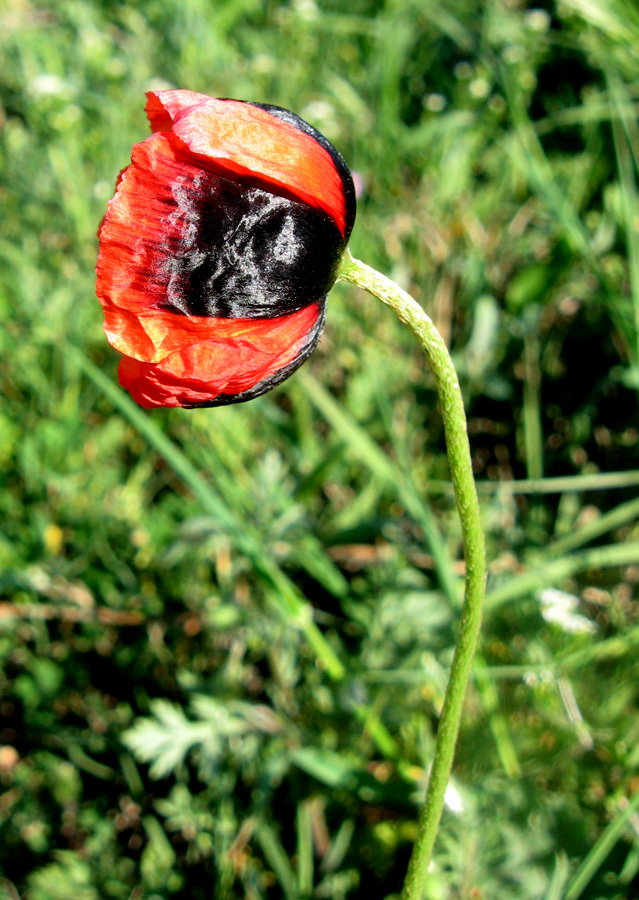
[537,588,597,634]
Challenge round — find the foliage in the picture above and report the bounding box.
[2,0,639,897]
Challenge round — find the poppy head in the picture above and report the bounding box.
[96,90,356,408]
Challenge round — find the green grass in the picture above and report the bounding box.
[2,1,639,898]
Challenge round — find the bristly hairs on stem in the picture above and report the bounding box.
[338,249,487,900]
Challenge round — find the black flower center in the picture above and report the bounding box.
[157,168,345,319]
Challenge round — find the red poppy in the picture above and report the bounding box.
[96,90,356,408]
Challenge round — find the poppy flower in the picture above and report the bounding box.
[96,90,356,408]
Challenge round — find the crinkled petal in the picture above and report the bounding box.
[118,301,325,408]
[145,90,350,238]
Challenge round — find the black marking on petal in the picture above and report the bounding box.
[183,301,327,408]
[249,102,357,242]
[152,168,344,319]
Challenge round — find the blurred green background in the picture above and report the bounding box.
[2,0,639,897]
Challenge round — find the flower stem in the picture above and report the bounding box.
[338,251,486,899]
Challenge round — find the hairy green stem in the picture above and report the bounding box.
[338,251,486,900]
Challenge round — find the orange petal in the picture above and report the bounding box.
[118,302,324,408]
[145,90,349,238]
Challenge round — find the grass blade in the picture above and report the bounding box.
[609,70,639,374]
[298,371,461,607]
[296,801,314,898]
[256,822,299,900]
[487,542,639,610]
[549,495,639,557]
[70,344,345,680]
[565,790,639,900]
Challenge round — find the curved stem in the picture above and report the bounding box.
[338,251,486,900]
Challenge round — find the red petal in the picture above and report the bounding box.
[118,302,323,408]
[145,89,206,133]
[145,90,349,238]
[97,131,210,361]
